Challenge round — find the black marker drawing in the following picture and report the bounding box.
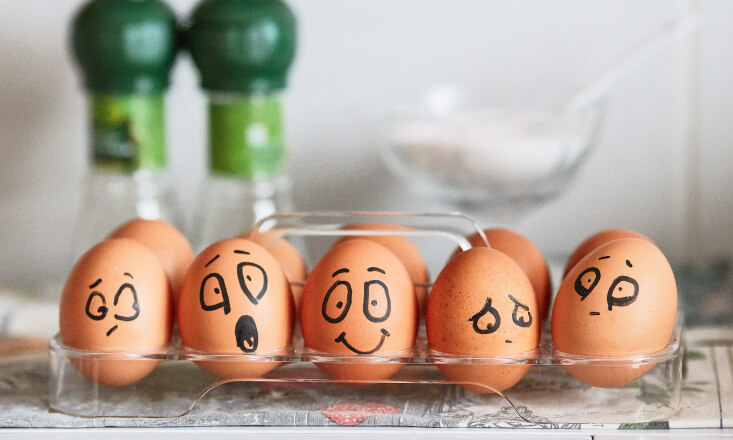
[505,339,513,344]
[607,275,639,311]
[508,294,532,328]
[113,283,139,321]
[363,279,391,323]
[626,259,633,268]
[367,267,386,274]
[204,254,220,268]
[332,268,349,277]
[234,250,250,255]
[85,291,107,321]
[468,298,501,335]
[590,311,601,316]
[235,314,258,352]
[599,256,610,260]
[575,267,601,300]
[85,276,141,337]
[237,262,268,305]
[123,272,133,279]
[200,272,231,314]
[322,280,352,323]
[334,328,390,354]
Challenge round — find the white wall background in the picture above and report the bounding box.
[1,0,732,285]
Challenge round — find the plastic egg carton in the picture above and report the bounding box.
[48,212,684,424]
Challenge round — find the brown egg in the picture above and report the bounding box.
[563,229,650,278]
[334,224,429,318]
[427,247,539,393]
[238,229,308,315]
[59,238,172,386]
[455,228,552,322]
[178,238,294,379]
[551,238,677,387]
[109,218,194,302]
[301,239,418,381]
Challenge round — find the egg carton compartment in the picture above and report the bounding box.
[49,212,683,424]
[48,319,683,424]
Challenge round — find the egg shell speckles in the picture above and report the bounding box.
[334,224,429,319]
[563,229,650,278]
[551,238,677,388]
[427,247,539,393]
[178,238,294,379]
[109,218,194,304]
[60,238,172,386]
[456,228,552,322]
[301,239,418,381]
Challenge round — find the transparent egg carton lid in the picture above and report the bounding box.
[49,212,685,425]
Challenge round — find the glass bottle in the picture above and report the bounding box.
[70,0,180,258]
[186,0,297,250]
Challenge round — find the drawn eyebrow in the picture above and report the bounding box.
[123,272,133,279]
[367,267,386,274]
[332,268,349,277]
[89,278,102,289]
[205,254,220,268]
[234,250,250,255]
[626,260,633,268]
[598,256,611,260]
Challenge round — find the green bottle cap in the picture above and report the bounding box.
[71,0,178,94]
[187,0,297,94]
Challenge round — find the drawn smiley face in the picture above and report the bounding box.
[301,240,418,362]
[178,238,294,375]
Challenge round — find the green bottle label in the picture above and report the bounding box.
[91,94,166,171]
[209,96,284,178]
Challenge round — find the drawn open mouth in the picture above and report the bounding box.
[235,315,258,353]
[334,328,389,355]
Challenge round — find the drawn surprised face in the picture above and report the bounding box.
[574,256,640,314]
[468,294,533,344]
[199,249,268,353]
[322,266,393,355]
[84,272,140,337]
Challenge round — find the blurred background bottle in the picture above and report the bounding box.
[70,0,180,259]
[187,0,297,250]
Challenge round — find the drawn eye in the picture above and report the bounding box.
[237,262,268,305]
[113,283,140,321]
[85,291,107,321]
[575,267,600,300]
[468,298,501,335]
[322,280,352,324]
[508,294,532,328]
[363,280,391,323]
[607,275,639,311]
[200,273,230,314]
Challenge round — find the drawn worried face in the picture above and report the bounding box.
[84,273,140,337]
[574,255,639,315]
[301,239,417,356]
[468,294,533,344]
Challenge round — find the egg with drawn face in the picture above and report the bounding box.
[427,247,540,393]
[300,239,418,381]
[178,238,294,379]
[59,238,172,386]
[551,238,677,387]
